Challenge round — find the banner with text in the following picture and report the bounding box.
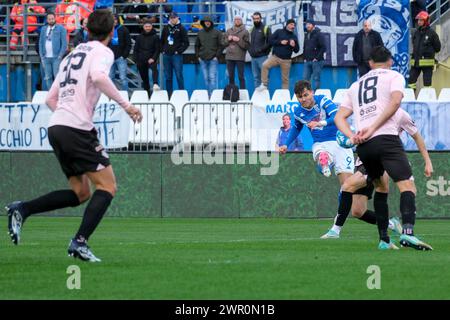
[0,103,131,150]
[308,0,359,66]
[252,101,450,152]
[225,1,304,57]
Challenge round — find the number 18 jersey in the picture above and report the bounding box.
[340,68,406,140]
[48,41,115,131]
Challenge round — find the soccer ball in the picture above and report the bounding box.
[336,127,355,149]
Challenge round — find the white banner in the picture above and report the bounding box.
[251,101,450,152]
[0,103,131,150]
[225,0,304,58]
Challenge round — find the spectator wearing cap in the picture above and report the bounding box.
[109,14,132,91]
[249,12,272,89]
[259,19,299,91]
[222,15,250,89]
[195,15,224,96]
[303,19,326,90]
[134,18,161,95]
[352,20,383,77]
[161,12,189,96]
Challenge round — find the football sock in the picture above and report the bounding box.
[335,191,353,227]
[400,191,416,236]
[75,190,113,242]
[331,225,342,234]
[21,190,80,219]
[358,209,377,225]
[374,192,389,243]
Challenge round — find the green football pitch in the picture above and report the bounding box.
[0,217,449,300]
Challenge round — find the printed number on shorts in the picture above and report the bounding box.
[358,76,378,106]
[346,156,352,169]
[60,52,87,88]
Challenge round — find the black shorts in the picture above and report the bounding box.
[48,125,111,179]
[353,163,374,200]
[356,135,412,183]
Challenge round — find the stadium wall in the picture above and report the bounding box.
[0,63,357,102]
[1,152,449,218]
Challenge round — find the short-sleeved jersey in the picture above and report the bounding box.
[341,68,406,140]
[291,95,338,143]
[397,108,418,137]
[48,41,115,131]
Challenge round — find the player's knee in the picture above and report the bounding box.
[76,189,91,204]
[103,183,117,198]
[351,208,364,218]
[375,185,389,193]
[342,181,357,193]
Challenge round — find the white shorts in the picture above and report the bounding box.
[312,140,355,175]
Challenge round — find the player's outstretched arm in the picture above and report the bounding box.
[411,132,433,177]
[334,107,355,141]
[90,70,142,123]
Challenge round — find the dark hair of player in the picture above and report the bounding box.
[369,46,393,63]
[294,80,313,96]
[87,9,114,42]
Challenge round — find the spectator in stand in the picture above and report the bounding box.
[147,0,173,25]
[223,15,250,89]
[72,17,89,48]
[94,0,114,9]
[122,0,150,36]
[303,19,326,90]
[249,12,272,90]
[134,18,161,95]
[195,15,223,96]
[9,0,46,50]
[109,14,132,91]
[411,0,428,28]
[352,20,383,77]
[408,11,441,90]
[259,19,299,91]
[275,114,304,152]
[161,12,189,96]
[55,0,94,43]
[39,12,67,90]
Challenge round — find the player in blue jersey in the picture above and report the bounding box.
[279,80,355,230]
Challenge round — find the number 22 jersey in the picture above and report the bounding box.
[48,41,116,131]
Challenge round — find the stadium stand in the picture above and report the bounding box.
[438,88,450,101]
[417,87,437,101]
[169,89,189,116]
[130,90,150,103]
[31,90,48,104]
[332,89,348,105]
[190,90,209,102]
[403,88,416,102]
[313,89,332,100]
[250,89,271,108]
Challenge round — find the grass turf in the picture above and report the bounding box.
[0,217,449,300]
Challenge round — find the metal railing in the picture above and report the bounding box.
[0,2,94,102]
[427,0,450,25]
[108,101,253,153]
